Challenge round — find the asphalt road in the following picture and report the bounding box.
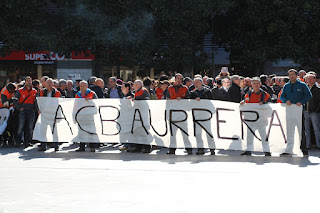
[0,144,319,213]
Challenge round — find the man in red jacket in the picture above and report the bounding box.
[13,76,38,148]
[166,73,191,155]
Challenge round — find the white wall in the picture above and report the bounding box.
[57,69,92,82]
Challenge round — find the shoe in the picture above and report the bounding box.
[76,148,85,152]
[302,150,309,157]
[264,152,271,156]
[196,148,205,155]
[126,146,134,152]
[54,148,59,152]
[280,153,292,157]
[119,146,127,151]
[210,149,215,155]
[90,148,95,152]
[241,151,252,156]
[38,148,46,152]
[142,148,151,153]
[24,143,30,148]
[130,146,142,153]
[186,148,192,155]
[166,149,175,155]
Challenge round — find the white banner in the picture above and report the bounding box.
[33,97,302,154]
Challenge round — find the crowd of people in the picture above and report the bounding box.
[0,67,319,157]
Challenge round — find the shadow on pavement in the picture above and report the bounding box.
[1,145,320,168]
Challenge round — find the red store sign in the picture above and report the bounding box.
[0,50,95,61]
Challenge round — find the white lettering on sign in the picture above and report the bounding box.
[25,52,66,61]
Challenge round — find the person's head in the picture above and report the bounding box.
[150,79,156,89]
[251,77,261,91]
[6,83,16,93]
[221,77,231,89]
[194,78,203,90]
[143,77,152,87]
[275,77,281,86]
[269,74,276,86]
[25,76,32,87]
[244,77,251,87]
[17,83,24,89]
[305,74,316,86]
[280,77,289,87]
[53,80,59,89]
[79,80,88,93]
[220,67,229,77]
[133,80,143,91]
[89,76,97,86]
[174,73,183,85]
[32,79,40,89]
[95,78,104,89]
[46,78,54,90]
[108,77,117,89]
[121,82,131,95]
[116,79,123,86]
[66,80,74,89]
[159,75,169,81]
[317,75,320,84]
[203,76,209,85]
[75,78,82,87]
[215,76,221,82]
[59,79,67,90]
[308,71,316,76]
[259,75,268,85]
[288,69,298,82]
[207,78,214,88]
[41,76,49,88]
[231,75,240,86]
[159,80,169,91]
[299,70,306,78]
[183,77,193,88]
[216,79,222,88]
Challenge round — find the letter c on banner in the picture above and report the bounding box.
[75,106,97,135]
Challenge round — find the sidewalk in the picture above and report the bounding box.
[0,145,320,213]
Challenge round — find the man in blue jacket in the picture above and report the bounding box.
[280,69,312,156]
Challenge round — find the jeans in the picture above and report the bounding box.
[304,111,320,148]
[15,110,35,146]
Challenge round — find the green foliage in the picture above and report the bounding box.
[1,0,320,74]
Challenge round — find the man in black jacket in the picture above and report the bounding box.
[227,75,242,103]
[304,74,320,149]
[212,77,232,101]
[57,79,67,98]
[189,77,215,155]
[90,78,105,98]
[260,75,274,98]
